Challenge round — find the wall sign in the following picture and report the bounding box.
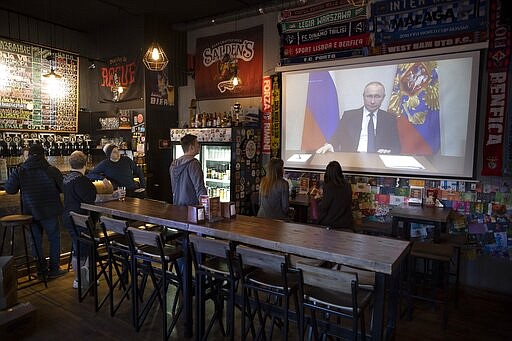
[0,37,78,132]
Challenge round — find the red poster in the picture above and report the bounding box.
[195,26,263,100]
[261,76,272,155]
[482,0,511,176]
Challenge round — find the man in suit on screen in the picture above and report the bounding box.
[317,81,401,154]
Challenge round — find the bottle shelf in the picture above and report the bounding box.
[205,178,230,183]
[97,127,132,131]
[205,158,231,162]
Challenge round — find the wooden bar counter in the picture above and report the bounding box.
[82,198,411,340]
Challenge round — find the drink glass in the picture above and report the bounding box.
[117,186,126,201]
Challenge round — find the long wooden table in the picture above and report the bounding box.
[391,206,452,241]
[82,198,411,340]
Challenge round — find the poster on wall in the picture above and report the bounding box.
[0,37,78,132]
[148,68,174,106]
[98,55,143,103]
[194,26,263,100]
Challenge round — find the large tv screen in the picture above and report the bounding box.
[281,49,481,179]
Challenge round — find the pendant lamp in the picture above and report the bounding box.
[143,42,169,71]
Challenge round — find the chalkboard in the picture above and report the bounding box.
[0,37,78,132]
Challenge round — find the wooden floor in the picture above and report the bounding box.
[2,269,512,341]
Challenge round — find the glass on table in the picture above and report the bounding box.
[116,186,126,201]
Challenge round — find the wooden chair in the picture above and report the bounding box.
[126,226,183,339]
[189,234,236,340]
[229,245,301,340]
[69,211,113,311]
[296,262,373,341]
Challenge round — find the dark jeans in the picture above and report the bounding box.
[31,217,61,273]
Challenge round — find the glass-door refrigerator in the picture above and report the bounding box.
[170,127,261,215]
[202,145,231,202]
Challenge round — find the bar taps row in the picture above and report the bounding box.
[0,132,93,157]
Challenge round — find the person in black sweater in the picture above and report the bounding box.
[4,143,66,278]
[318,161,353,229]
[63,151,124,288]
[87,143,145,198]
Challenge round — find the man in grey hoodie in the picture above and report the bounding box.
[169,134,207,205]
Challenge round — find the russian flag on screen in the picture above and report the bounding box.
[301,71,340,151]
[388,62,440,155]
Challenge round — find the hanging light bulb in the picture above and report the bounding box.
[43,67,62,79]
[151,47,160,60]
[143,42,169,71]
[43,54,62,79]
[231,65,240,87]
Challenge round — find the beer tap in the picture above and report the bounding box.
[0,134,7,157]
[14,136,22,156]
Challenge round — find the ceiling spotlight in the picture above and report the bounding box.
[299,0,307,4]
[88,60,96,69]
[211,18,215,24]
[258,7,264,14]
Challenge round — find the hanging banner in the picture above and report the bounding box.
[278,6,367,34]
[482,0,511,176]
[270,74,281,158]
[281,33,370,58]
[372,0,488,44]
[195,26,263,100]
[98,55,144,103]
[261,76,272,155]
[148,68,174,106]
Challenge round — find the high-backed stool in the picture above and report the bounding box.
[0,214,47,288]
[406,242,454,328]
[439,233,464,307]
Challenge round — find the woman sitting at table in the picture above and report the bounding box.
[257,158,289,220]
[318,161,353,229]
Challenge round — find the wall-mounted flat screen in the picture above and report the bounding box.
[281,50,480,178]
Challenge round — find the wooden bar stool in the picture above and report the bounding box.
[99,216,133,319]
[230,245,302,340]
[126,227,183,339]
[69,211,112,311]
[189,234,236,340]
[406,242,454,328]
[296,262,373,341]
[0,214,47,288]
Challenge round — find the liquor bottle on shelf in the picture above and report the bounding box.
[201,113,205,128]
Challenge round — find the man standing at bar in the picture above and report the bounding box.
[4,143,66,279]
[169,134,207,205]
[317,81,401,154]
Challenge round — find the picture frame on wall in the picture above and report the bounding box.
[158,139,171,149]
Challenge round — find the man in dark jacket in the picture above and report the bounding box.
[4,143,65,278]
[169,134,207,205]
[87,143,146,198]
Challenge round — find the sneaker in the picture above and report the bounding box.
[47,269,67,279]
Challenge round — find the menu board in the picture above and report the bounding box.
[0,38,78,132]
